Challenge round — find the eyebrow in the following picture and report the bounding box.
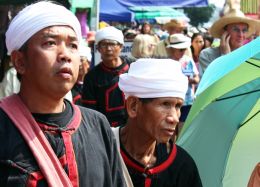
[41,33,78,42]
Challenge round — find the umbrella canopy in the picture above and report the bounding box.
[177,37,260,187]
[130,6,190,24]
[100,0,134,22]
[116,0,208,8]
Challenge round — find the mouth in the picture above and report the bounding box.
[163,128,176,136]
[57,67,73,79]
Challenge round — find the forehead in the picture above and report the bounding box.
[226,22,248,29]
[98,39,119,44]
[34,25,78,39]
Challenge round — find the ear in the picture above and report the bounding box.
[11,50,26,75]
[126,96,139,118]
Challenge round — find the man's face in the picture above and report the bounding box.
[135,97,183,143]
[19,25,80,98]
[225,23,249,49]
[97,39,122,61]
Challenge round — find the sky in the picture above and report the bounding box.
[208,0,225,8]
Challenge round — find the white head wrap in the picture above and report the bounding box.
[95,26,124,45]
[119,58,188,100]
[5,1,82,55]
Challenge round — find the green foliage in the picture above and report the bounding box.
[184,4,216,27]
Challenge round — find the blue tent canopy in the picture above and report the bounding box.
[100,0,134,22]
[116,0,208,8]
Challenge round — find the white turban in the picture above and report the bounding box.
[95,26,124,45]
[119,58,188,100]
[5,1,82,55]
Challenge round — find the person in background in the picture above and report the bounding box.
[131,34,157,58]
[190,33,205,73]
[71,42,92,105]
[0,2,126,186]
[199,9,257,76]
[166,34,200,138]
[114,58,202,187]
[203,33,214,48]
[140,21,159,39]
[86,31,95,67]
[153,19,187,58]
[81,26,135,127]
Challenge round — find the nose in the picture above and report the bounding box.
[57,43,72,63]
[166,108,180,124]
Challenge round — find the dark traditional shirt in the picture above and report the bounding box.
[81,56,135,127]
[120,140,202,187]
[0,99,126,187]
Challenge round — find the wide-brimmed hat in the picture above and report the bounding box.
[210,9,257,38]
[163,19,186,31]
[166,33,191,49]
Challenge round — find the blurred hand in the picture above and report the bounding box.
[220,31,231,55]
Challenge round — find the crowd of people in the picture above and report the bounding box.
[0,0,259,187]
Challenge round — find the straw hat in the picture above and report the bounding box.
[210,9,256,38]
[163,19,186,30]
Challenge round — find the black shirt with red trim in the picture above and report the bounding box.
[81,56,135,127]
[71,82,83,105]
[0,99,126,187]
[120,140,202,187]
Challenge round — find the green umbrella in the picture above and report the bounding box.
[130,6,188,22]
[177,37,260,187]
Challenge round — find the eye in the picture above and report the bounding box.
[162,101,172,109]
[69,43,78,50]
[44,40,56,46]
[175,103,182,110]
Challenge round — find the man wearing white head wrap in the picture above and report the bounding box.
[6,1,82,55]
[112,58,202,187]
[0,2,126,187]
[81,26,135,127]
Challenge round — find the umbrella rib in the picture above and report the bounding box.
[240,110,260,127]
[216,89,260,101]
[246,60,260,68]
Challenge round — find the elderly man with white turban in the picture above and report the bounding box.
[81,26,135,127]
[112,58,202,187]
[0,2,126,187]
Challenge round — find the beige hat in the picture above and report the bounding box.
[210,9,256,38]
[163,19,186,31]
[166,34,191,49]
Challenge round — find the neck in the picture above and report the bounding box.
[120,125,157,167]
[19,86,65,114]
[102,57,122,68]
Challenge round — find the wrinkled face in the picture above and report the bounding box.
[16,25,80,98]
[192,35,204,51]
[166,47,186,61]
[225,23,249,49]
[97,39,122,61]
[135,97,183,143]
